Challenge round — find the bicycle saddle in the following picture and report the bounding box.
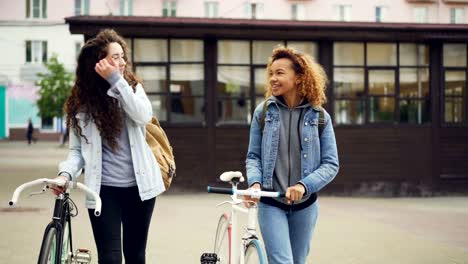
[219,171,245,183]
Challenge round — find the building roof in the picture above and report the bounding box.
[66,16,468,41]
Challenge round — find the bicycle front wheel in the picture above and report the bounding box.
[37,227,58,264]
[214,213,230,264]
[244,239,267,264]
[61,219,72,263]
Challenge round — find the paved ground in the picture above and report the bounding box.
[1,141,468,263]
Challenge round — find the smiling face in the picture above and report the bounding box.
[105,42,126,74]
[268,58,299,99]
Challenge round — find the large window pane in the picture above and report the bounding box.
[369,70,395,95]
[148,95,167,121]
[134,39,167,62]
[445,71,465,96]
[255,68,267,95]
[287,41,318,59]
[444,44,467,67]
[253,41,284,64]
[217,98,252,124]
[400,43,429,66]
[333,42,364,66]
[333,68,365,98]
[367,43,397,66]
[400,99,430,124]
[171,97,205,123]
[400,68,429,97]
[170,64,204,96]
[218,40,250,64]
[217,66,250,97]
[170,39,203,62]
[369,97,394,122]
[135,66,166,93]
[444,97,464,123]
[334,100,365,124]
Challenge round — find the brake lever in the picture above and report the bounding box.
[28,184,48,197]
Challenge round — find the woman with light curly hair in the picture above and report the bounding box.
[245,46,339,264]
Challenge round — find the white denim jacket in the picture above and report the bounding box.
[58,75,165,208]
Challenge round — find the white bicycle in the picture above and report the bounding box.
[201,171,284,264]
[9,178,101,264]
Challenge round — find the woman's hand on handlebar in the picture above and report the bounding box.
[51,175,69,196]
[243,183,261,207]
[285,184,306,204]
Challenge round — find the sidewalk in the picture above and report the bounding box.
[1,141,468,263]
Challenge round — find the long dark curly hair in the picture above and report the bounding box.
[65,29,139,151]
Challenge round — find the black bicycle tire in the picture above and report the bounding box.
[214,213,230,263]
[37,227,58,264]
[244,239,267,264]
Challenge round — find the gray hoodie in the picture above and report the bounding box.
[271,96,311,205]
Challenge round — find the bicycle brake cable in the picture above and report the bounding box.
[66,197,79,217]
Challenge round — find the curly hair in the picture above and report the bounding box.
[265,46,328,108]
[65,29,140,151]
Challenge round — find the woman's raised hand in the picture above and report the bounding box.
[95,58,118,80]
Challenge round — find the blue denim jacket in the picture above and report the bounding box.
[246,99,339,195]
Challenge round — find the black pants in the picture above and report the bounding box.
[88,186,156,264]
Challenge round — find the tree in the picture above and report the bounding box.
[36,55,73,132]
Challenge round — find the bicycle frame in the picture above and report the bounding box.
[226,181,259,264]
[37,192,73,263]
[208,174,283,263]
[9,178,101,264]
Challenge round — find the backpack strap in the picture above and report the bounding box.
[318,109,325,138]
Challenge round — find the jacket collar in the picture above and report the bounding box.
[265,96,322,112]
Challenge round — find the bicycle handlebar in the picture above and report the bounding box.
[9,178,102,217]
[207,186,285,198]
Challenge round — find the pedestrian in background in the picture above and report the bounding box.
[245,47,339,264]
[26,118,36,145]
[53,29,165,264]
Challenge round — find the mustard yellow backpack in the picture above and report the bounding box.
[145,116,176,190]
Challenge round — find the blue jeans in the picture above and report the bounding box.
[258,201,319,264]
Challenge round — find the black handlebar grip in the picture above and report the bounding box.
[207,186,233,195]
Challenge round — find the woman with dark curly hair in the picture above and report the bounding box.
[245,47,339,264]
[53,29,164,264]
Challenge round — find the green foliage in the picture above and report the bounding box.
[36,55,73,120]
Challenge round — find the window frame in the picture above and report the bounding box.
[25,40,48,64]
[74,0,90,16]
[204,1,219,18]
[334,5,351,22]
[291,3,305,21]
[163,0,177,17]
[413,6,428,23]
[333,41,431,127]
[26,0,47,19]
[450,7,465,24]
[375,6,387,23]
[120,0,133,16]
[215,39,318,127]
[130,38,206,126]
[442,43,468,125]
